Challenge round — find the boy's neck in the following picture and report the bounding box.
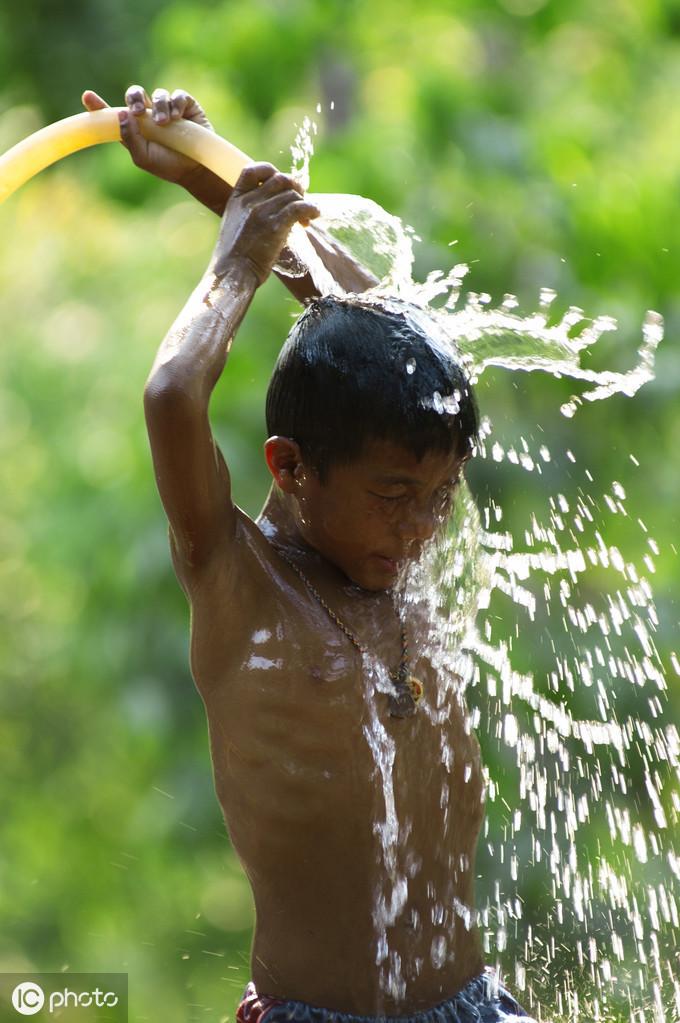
[258,483,320,560]
[257,484,369,593]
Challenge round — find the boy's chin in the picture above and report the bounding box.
[346,555,404,592]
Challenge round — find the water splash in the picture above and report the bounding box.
[436,460,677,1021]
[290,119,677,1021]
[361,652,410,1005]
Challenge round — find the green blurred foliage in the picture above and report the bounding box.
[1,1,679,1020]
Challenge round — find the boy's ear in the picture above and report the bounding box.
[264,436,305,494]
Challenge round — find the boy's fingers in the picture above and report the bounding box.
[293,202,321,225]
[117,109,146,160]
[302,201,321,217]
[233,163,279,193]
[117,110,133,150]
[151,87,171,123]
[256,171,305,200]
[81,90,109,111]
[169,89,190,120]
[125,84,151,115]
[170,89,213,129]
[286,199,321,223]
[264,192,321,223]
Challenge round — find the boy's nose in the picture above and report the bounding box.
[396,505,437,542]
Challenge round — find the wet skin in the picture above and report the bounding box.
[142,160,485,1015]
[173,446,485,1014]
[186,466,482,1014]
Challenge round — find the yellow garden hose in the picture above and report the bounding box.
[0,107,251,203]
[0,105,380,294]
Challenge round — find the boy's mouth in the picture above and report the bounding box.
[373,554,403,574]
[373,545,423,574]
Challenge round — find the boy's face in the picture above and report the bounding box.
[294,439,464,591]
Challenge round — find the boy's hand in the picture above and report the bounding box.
[81,86,231,214]
[212,163,320,285]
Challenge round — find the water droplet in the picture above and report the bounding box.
[430,935,447,969]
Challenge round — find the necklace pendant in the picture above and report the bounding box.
[388,687,417,718]
[407,675,424,703]
[388,673,424,718]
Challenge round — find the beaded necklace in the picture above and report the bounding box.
[275,546,424,718]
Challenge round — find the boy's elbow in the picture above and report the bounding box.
[144,371,173,406]
[144,367,199,408]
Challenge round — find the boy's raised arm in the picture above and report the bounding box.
[82,87,378,303]
[143,162,319,583]
[82,86,232,214]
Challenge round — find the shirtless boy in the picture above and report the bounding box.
[82,86,536,1023]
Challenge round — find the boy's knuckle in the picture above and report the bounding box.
[238,164,263,185]
[275,173,296,192]
[233,176,251,193]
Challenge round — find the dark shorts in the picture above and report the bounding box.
[235,973,537,1023]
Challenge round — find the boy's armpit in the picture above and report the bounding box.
[170,508,283,682]
[167,515,236,598]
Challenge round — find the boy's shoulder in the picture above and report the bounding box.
[217,505,291,596]
[182,505,298,615]
[235,505,280,563]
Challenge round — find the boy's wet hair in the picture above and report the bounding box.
[266,294,479,480]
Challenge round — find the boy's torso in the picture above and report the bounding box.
[184,509,486,1015]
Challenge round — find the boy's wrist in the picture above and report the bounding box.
[180,164,232,216]
[209,256,262,294]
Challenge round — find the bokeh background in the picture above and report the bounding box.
[0,1,678,1020]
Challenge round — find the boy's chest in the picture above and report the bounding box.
[191,557,412,714]
[193,574,441,735]
[195,591,481,821]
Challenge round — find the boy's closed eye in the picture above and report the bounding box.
[369,490,408,502]
[368,482,458,515]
